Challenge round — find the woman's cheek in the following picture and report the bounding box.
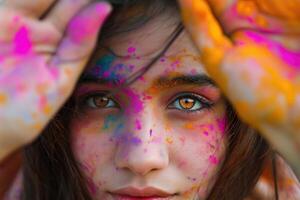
[70,119,115,184]
[170,123,226,198]
[173,119,227,177]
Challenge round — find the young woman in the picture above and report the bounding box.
[0,0,299,199]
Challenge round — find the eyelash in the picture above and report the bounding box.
[167,93,213,113]
[77,92,119,110]
[77,92,213,114]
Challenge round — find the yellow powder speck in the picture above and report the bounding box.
[184,123,195,129]
[0,93,8,105]
[165,136,173,144]
[32,122,43,130]
[43,104,53,116]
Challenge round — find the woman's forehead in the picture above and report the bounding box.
[85,31,208,80]
[82,14,210,89]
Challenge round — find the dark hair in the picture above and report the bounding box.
[22,1,271,199]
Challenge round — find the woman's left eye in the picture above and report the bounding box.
[168,94,211,112]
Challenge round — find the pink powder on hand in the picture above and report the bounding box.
[14,26,32,55]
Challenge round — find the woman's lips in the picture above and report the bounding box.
[111,195,174,200]
[110,186,175,200]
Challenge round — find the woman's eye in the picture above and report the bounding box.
[86,95,117,109]
[168,94,210,112]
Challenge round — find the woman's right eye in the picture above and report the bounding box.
[85,94,118,109]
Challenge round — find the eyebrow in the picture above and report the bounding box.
[78,74,122,86]
[154,74,216,88]
[78,73,217,88]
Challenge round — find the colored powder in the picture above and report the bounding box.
[142,93,152,101]
[149,129,153,137]
[184,123,195,129]
[123,89,143,114]
[38,96,47,113]
[165,136,173,144]
[14,26,32,55]
[0,93,8,105]
[88,54,136,83]
[217,118,227,133]
[135,119,142,130]
[130,136,142,145]
[86,178,97,195]
[36,95,52,116]
[160,57,166,62]
[236,1,256,17]
[179,136,186,145]
[127,47,136,54]
[245,31,300,69]
[209,155,219,165]
[92,54,116,77]
[116,133,142,146]
[103,115,118,130]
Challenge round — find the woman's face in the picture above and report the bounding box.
[70,15,227,200]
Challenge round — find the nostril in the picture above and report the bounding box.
[126,158,168,176]
[115,149,169,176]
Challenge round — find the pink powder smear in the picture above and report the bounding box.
[209,155,219,165]
[217,118,227,134]
[127,47,136,54]
[123,89,144,114]
[14,26,32,55]
[135,119,142,130]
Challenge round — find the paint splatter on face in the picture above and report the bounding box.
[70,14,227,200]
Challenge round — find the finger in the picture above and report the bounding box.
[256,0,300,20]
[178,0,232,74]
[51,2,111,87]
[1,0,57,18]
[43,0,91,35]
[0,11,61,55]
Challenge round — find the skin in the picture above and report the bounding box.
[1,0,299,199]
[0,0,111,198]
[0,0,111,161]
[70,14,227,200]
[178,0,300,179]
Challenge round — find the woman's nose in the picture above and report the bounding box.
[115,141,169,176]
[114,116,169,176]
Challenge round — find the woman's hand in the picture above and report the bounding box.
[0,0,111,161]
[178,0,300,178]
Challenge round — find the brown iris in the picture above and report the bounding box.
[93,96,110,108]
[179,97,195,109]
